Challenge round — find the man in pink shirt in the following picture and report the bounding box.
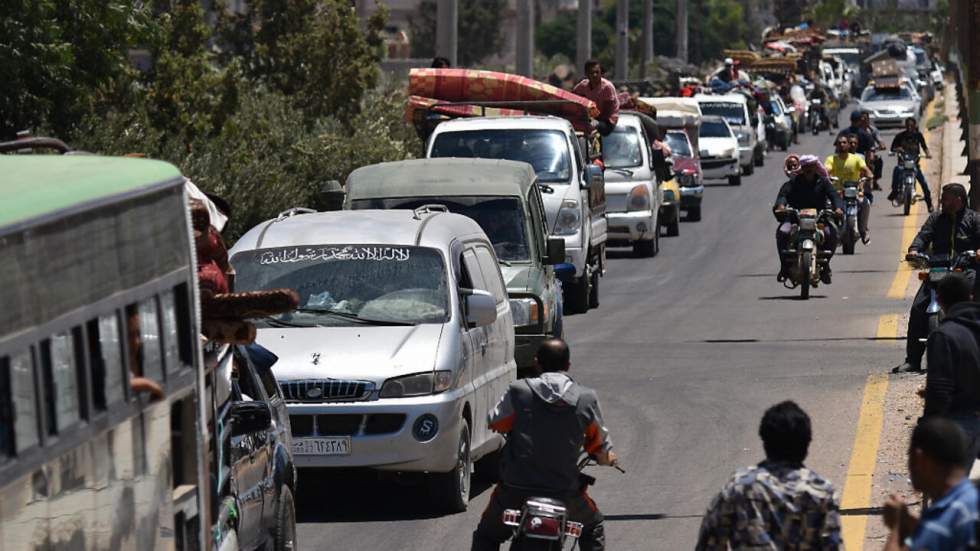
[572,59,620,136]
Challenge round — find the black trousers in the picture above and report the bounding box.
[906,271,978,366]
[472,484,605,551]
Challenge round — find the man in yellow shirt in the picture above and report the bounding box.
[825,136,874,243]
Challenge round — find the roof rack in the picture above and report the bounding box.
[274,207,317,222]
[413,204,449,219]
[0,137,72,154]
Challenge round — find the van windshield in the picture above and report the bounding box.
[430,129,571,183]
[232,246,450,326]
[698,102,746,125]
[351,197,530,262]
[601,126,643,168]
[700,121,731,138]
[665,132,692,157]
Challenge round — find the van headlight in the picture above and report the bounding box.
[380,371,453,398]
[509,297,546,328]
[553,200,581,235]
[735,131,750,145]
[628,185,651,211]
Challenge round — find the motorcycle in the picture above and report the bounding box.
[777,207,838,300]
[808,98,827,135]
[905,251,978,336]
[503,456,624,550]
[833,177,868,255]
[891,151,921,216]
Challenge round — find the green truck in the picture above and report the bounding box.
[344,158,565,375]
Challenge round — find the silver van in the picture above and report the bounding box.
[228,209,516,512]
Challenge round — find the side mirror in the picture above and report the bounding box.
[545,237,566,265]
[462,289,497,327]
[584,164,603,189]
[230,401,273,437]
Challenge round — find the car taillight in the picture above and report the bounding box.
[523,515,562,540]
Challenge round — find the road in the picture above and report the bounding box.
[295,120,918,549]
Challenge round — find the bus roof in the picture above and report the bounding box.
[1,155,184,232]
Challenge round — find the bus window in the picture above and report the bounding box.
[41,333,82,434]
[161,287,194,372]
[8,351,38,453]
[0,357,12,458]
[87,313,126,411]
[126,301,164,384]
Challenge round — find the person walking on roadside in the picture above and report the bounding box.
[695,401,842,550]
[895,184,980,373]
[889,117,933,212]
[573,59,620,136]
[881,417,979,551]
[922,273,980,471]
[471,338,616,551]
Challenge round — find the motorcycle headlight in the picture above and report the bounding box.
[627,184,651,211]
[509,297,545,328]
[553,200,581,236]
[380,371,454,398]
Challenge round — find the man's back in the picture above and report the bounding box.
[926,302,980,417]
[696,461,841,550]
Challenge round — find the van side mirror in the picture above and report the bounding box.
[230,401,273,437]
[545,237,566,265]
[583,164,603,189]
[462,289,497,327]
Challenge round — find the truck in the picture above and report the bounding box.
[425,115,608,314]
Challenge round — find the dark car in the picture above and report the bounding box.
[215,345,297,551]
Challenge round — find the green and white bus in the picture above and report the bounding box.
[0,155,210,550]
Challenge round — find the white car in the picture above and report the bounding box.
[698,116,741,186]
[858,84,922,128]
[695,93,760,175]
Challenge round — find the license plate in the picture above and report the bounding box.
[292,437,351,456]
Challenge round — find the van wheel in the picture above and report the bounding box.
[743,162,755,176]
[430,420,471,513]
[273,486,297,551]
[687,206,702,222]
[588,266,600,309]
[665,207,680,237]
[754,152,765,167]
[633,238,655,257]
[565,270,591,314]
[728,175,742,186]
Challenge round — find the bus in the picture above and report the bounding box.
[0,154,209,550]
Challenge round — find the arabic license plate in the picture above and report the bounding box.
[293,437,351,456]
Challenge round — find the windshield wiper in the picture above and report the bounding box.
[261,316,313,328]
[307,309,416,326]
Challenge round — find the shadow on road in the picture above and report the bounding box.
[603,512,704,522]
[757,294,828,301]
[295,469,495,523]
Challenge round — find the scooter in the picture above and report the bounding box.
[503,456,624,550]
[905,251,978,335]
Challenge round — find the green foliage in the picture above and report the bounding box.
[0,0,151,138]
[409,0,506,66]
[216,0,387,120]
[693,0,748,64]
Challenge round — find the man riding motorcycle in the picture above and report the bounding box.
[825,135,874,243]
[774,155,844,284]
[889,117,934,213]
[807,83,830,130]
[472,339,617,551]
[894,184,980,373]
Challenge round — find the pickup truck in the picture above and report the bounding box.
[427,116,607,314]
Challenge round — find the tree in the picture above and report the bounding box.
[217,0,387,120]
[0,0,151,139]
[409,0,506,66]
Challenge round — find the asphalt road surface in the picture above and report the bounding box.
[295,119,917,549]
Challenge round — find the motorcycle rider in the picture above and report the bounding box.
[807,82,830,130]
[472,338,616,551]
[825,135,874,244]
[838,110,875,155]
[889,117,934,212]
[895,184,980,373]
[774,155,844,284]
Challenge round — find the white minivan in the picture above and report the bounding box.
[229,209,516,512]
[695,93,759,175]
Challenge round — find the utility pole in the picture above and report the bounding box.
[641,0,654,78]
[516,0,534,76]
[436,0,458,67]
[675,0,688,63]
[576,0,592,76]
[615,0,629,79]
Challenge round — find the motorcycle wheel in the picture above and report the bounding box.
[903,186,912,216]
[842,215,857,255]
[800,251,811,300]
[928,313,940,336]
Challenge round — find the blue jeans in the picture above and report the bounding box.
[950,414,980,472]
[891,163,932,206]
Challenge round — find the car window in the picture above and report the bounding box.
[41,333,81,434]
[234,361,265,403]
[430,129,571,183]
[527,185,547,256]
[255,363,281,400]
[665,132,692,157]
[700,121,732,138]
[601,126,643,169]
[474,245,507,304]
[699,102,746,125]
[6,350,38,453]
[462,249,487,292]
